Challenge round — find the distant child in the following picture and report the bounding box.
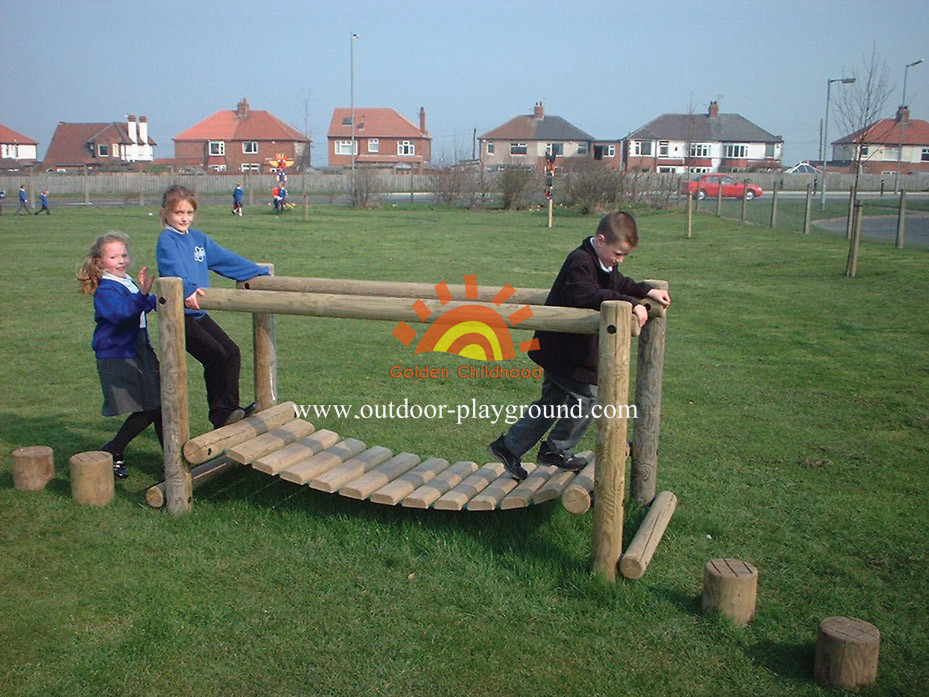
[156,184,269,429]
[78,232,162,479]
[272,186,281,214]
[232,183,244,216]
[0,188,5,214]
[489,211,671,480]
[17,185,28,214]
[34,190,50,215]
[278,185,288,212]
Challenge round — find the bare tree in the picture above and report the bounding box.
[833,47,894,276]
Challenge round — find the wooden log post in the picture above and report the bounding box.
[12,445,55,491]
[252,264,277,410]
[716,180,723,216]
[845,185,856,240]
[846,200,863,278]
[740,186,747,223]
[803,183,813,235]
[814,616,880,690]
[685,192,693,239]
[769,181,778,228]
[701,558,758,627]
[157,277,192,515]
[895,189,906,249]
[591,300,632,581]
[69,451,114,506]
[619,490,677,580]
[631,280,668,504]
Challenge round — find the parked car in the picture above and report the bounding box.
[683,174,764,200]
[785,162,822,175]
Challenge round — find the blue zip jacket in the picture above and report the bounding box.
[156,226,269,318]
[92,279,157,359]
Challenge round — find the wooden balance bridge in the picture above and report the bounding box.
[153,271,673,581]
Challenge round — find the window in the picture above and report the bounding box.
[690,143,711,158]
[723,144,748,159]
[605,144,615,158]
[208,141,225,156]
[658,141,669,157]
[882,146,899,161]
[510,142,527,155]
[335,140,357,155]
[546,143,564,156]
[97,143,109,157]
[486,141,495,155]
[342,116,352,126]
[657,166,677,173]
[921,147,929,162]
[689,166,710,174]
[398,140,415,156]
[111,143,118,157]
[577,142,589,155]
[242,141,258,154]
[633,140,653,156]
[859,145,869,157]
[241,163,260,172]
[368,138,379,153]
[208,164,227,172]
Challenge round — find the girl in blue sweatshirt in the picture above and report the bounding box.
[78,233,162,479]
[156,185,269,429]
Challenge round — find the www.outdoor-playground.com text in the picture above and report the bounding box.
[293,399,637,426]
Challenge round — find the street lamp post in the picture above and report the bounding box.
[350,32,358,205]
[895,58,924,194]
[821,76,856,210]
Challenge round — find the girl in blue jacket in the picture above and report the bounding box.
[78,233,162,479]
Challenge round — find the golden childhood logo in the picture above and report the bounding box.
[391,274,539,361]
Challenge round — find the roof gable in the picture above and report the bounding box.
[0,124,38,145]
[628,112,781,143]
[327,108,427,139]
[176,108,308,142]
[43,121,156,166]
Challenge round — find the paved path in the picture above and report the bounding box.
[814,212,929,248]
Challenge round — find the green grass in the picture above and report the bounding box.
[1,203,927,696]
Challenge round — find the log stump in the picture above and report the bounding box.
[701,558,758,627]
[69,451,114,506]
[12,445,55,491]
[814,616,880,690]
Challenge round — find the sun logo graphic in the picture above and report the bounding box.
[391,274,539,361]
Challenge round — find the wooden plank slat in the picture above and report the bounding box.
[532,451,594,504]
[401,461,479,509]
[563,460,597,515]
[252,429,340,475]
[468,464,537,511]
[500,464,558,510]
[369,458,449,505]
[339,453,421,500]
[433,463,505,511]
[279,439,367,485]
[308,446,393,492]
[226,420,316,464]
[183,401,297,464]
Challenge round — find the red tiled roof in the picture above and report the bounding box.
[0,124,38,145]
[175,107,307,142]
[834,117,929,145]
[43,122,156,166]
[328,108,427,139]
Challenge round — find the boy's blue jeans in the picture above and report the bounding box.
[502,370,597,459]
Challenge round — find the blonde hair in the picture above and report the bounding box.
[77,232,131,295]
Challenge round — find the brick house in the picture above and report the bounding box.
[327,107,431,172]
[43,116,155,171]
[0,124,39,170]
[831,107,929,175]
[174,99,309,174]
[625,101,782,174]
[479,102,595,169]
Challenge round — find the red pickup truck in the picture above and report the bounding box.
[683,174,764,200]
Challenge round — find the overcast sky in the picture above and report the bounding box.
[2,0,927,166]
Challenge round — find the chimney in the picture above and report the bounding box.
[127,115,137,144]
[358,113,365,131]
[419,106,427,134]
[138,116,148,146]
[533,101,545,119]
[708,101,719,119]
[896,105,910,123]
[236,98,249,118]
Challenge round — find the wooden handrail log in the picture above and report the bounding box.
[239,275,665,318]
[197,287,645,336]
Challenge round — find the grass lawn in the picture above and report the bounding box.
[1,202,927,696]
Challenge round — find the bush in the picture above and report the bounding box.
[498,166,537,210]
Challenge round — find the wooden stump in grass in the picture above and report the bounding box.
[12,445,55,491]
[814,616,880,690]
[69,451,114,506]
[701,558,757,627]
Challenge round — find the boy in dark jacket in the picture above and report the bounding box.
[489,211,671,480]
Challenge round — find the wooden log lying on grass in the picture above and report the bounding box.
[146,456,239,509]
[183,401,298,465]
[12,445,54,491]
[619,490,677,580]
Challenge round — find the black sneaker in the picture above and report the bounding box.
[222,408,246,426]
[537,443,587,472]
[242,401,259,418]
[489,435,528,481]
[113,456,129,479]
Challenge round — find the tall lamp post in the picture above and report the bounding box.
[350,32,359,205]
[895,58,924,193]
[821,76,856,210]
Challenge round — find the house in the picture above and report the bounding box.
[43,116,155,171]
[174,99,309,174]
[0,124,39,170]
[624,101,782,174]
[831,107,929,175]
[327,107,431,172]
[479,102,595,169]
